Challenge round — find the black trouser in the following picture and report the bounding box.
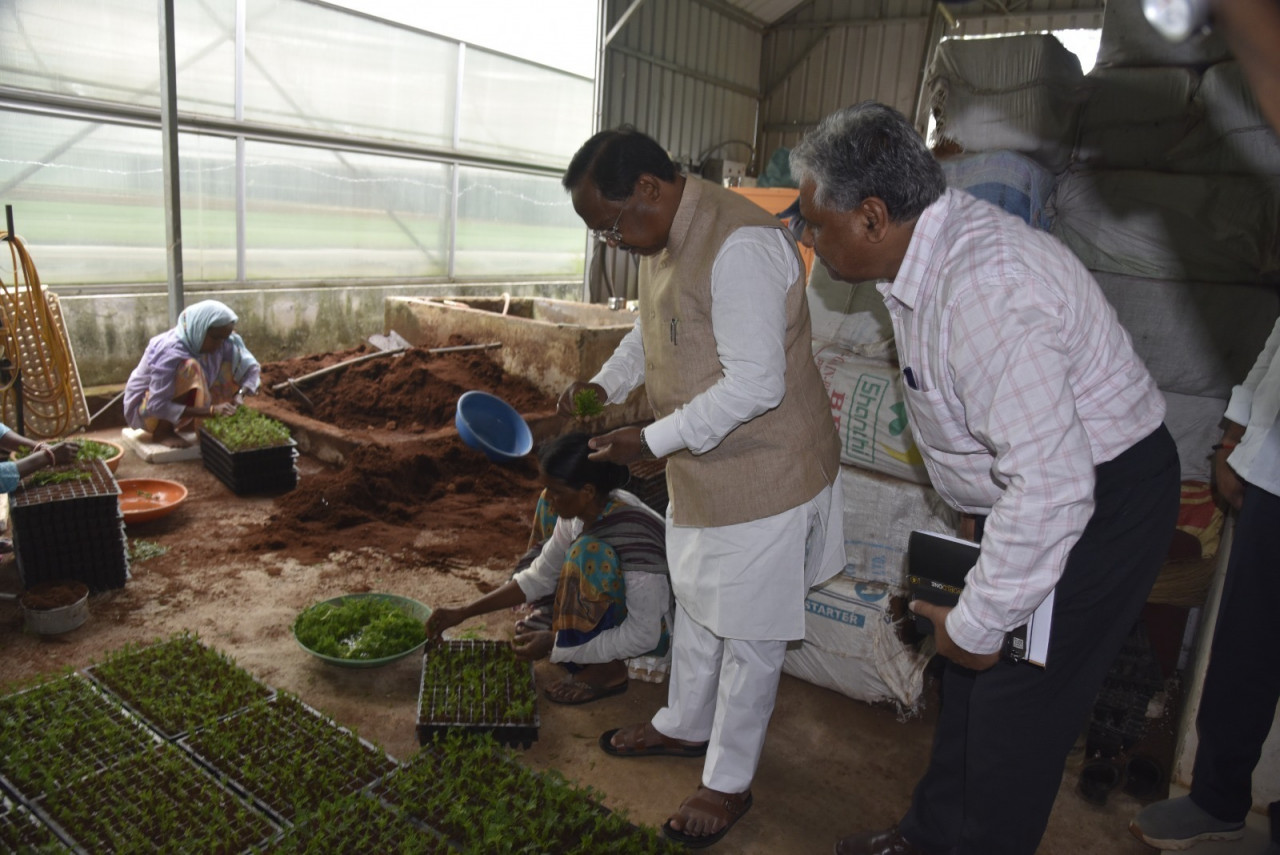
[1190,480,1280,839]
[898,425,1180,855]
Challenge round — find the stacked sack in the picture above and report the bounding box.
[784,267,953,713]
[1051,0,1280,493]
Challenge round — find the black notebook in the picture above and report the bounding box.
[906,529,1053,667]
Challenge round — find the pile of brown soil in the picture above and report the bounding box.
[245,435,542,569]
[261,340,555,433]
[245,341,556,569]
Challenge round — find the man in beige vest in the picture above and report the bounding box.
[558,126,844,848]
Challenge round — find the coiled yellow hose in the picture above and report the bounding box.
[0,232,81,438]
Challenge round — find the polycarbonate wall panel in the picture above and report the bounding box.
[0,0,160,106]
[243,141,451,280]
[0,0,591,289]
[175,0,237,119]
[244,0,458,148]
[1,111,166,285]
[459,49,594,167]
[180,133,238,282]
[454,167,584,278]
[0,114,240,286]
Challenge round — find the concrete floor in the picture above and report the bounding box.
[1,422,1208,854]
[521,659,1172,854]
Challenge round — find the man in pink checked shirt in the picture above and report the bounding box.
[790,101,1181,855]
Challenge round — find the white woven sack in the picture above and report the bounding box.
[927,34,1084,173]
[1095,273,1279,399]
[782,575,928,710]
[807,263,894,353]
[1051,168,1280,283]
[1163,391,1230,483]
[1074,67,1199,170]
[838,465,958,589]
[1170,61,1280,175]
[939,149,1057,231]
[812,344,930,485]
[1095,0,1230,69]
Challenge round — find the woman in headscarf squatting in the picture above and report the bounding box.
[123,300,261,448]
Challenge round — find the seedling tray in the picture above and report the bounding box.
[0,673,160,802]
[10,458,128,591]
[417,639,539,748]
[85,633,274,739]
[198,429,298,495]
[180,693,397,825]
[0,793,67,853]
[375,732,680,853]
[34,745,279,854]
[269,792,452,854]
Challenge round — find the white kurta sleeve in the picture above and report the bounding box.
[642,227,799,457]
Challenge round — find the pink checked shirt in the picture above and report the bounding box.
[880,189,1166,655]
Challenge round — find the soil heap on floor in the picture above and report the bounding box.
[246,341,556,569]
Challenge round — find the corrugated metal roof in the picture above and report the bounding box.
[723,0,809,25]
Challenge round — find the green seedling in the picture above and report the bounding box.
[202,407,292,451]
[127,539,168,563]
[571,387,604,419]
[293,598,426,660]
[28,470,91,487]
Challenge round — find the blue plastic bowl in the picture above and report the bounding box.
[455,391,533,462]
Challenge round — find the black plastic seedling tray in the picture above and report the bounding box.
[416,640,539,749]
[198,430,298,495]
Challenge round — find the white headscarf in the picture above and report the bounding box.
[176,300,259,381]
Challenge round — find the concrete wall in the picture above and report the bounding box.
[57,281,580,388]
[385,295,652,430]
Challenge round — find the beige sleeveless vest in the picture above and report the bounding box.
[640,177,839,527]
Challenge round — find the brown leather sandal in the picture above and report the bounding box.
[598,722,709,758]
[662,785,753,848]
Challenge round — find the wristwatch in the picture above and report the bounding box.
[638,428,656,460]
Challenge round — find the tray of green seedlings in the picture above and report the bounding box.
[180,692,398,826]
[417,639,539,748]
[0,671,161,803]
[199,408,298,495]
[37,743,279,854]
[264,791,453,854]
[373,731,681,854]
[84,632,274,740]
[0,791,69,853]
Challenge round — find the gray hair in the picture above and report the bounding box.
[790,101,945,223]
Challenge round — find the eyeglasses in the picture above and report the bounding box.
[592,198,629,244]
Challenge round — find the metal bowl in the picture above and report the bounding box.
[20,581,90,635]
[292,593,432,669]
